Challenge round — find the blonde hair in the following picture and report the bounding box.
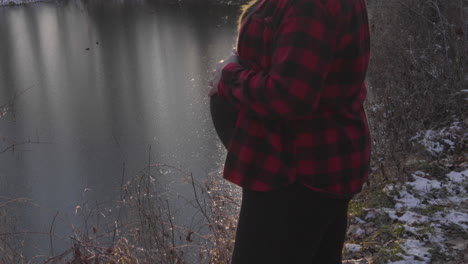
[238,0,261,29]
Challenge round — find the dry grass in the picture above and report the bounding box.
[0,163,240,264]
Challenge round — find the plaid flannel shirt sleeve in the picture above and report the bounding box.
[218,1,337,120]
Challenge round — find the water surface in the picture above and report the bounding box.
[0,1,239,258]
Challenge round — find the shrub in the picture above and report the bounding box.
[366,0,467,170]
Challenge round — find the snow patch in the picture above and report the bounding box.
[398,239,432,264]
[386,210,428,225]
[365,210,377,220]
[427,229,445,244]
[381,166,467,263]
[410,122,462,156]
[354,228,365,236]
[403,225,420,236]
[355,217,366,224]
[433,210,468,229]
[345,243,362,253]
[446,169,468,183]
[393,187,423,209]
[399,212,428,225]
[408,174,441,193]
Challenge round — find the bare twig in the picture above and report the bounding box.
[0,197,33,208]
[0,139,52,154]
[0,85,34,109]
[49,211,59,256]
[165,200,176,249]
[113,162,126,243]
[189,173,211,226]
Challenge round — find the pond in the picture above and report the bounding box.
[0,1,240,260]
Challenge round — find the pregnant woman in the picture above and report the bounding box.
[209,0,371,263]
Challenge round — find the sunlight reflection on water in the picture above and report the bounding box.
[0,1,238,259]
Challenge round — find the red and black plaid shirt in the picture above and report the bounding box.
[217,0,371,198]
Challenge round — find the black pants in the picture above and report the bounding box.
[231,183,350,264]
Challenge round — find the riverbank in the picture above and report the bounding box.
[3,139,465,263]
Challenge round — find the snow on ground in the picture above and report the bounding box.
[344,121,467,264]
[384,169,467,263]
[410,122,463,156]
[447,170,468,183]
[346,243,363,253]
[345,168,468,264]
[399,239,432,263]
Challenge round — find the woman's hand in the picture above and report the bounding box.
[208,53,239,97]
